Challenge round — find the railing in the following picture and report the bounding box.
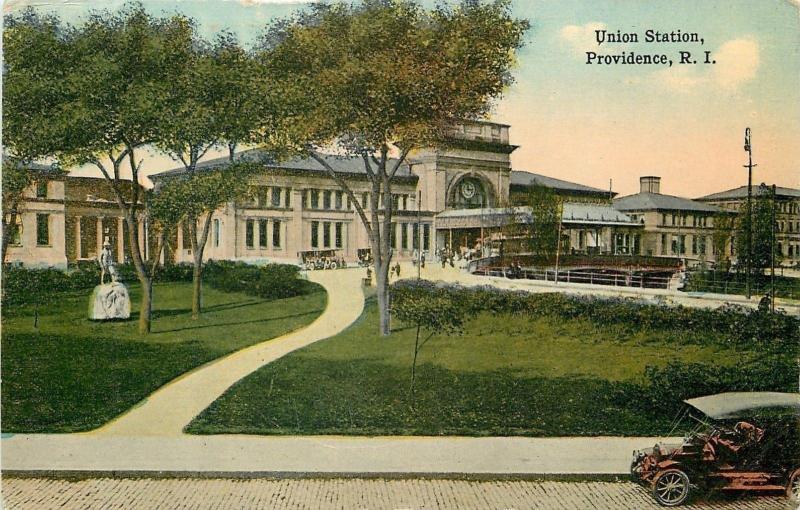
[684,272,799,300]
[474,265,675,289]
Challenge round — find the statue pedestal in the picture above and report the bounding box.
[89,282,131,320]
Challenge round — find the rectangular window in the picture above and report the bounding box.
[671,214,676,226]
[257,187,268,207]
[679,235,686,254]
[423,224,430,251]
[271,187,281,207]
[245,219,254,248]
[213,219,220,247]
[323,191,332,210]
[699,235,706,255]
[311,221,319,248]
[346,195,351,210]
[182,221,192,250]
[390,223,397,249]
[259,219,268,248]
[362,192,369,209]
[412,223,420,250]
[36,214,50,246]
[661,234,667,254]
[323,221,331,248]
[311,189,319,209]
[401,223,408,249]
[285,188,291,208]
[662,214,667,226]
[335,222,343,249]
[273,220,281,248]
[691,236,697,255]
[5,214,22,246]
[335,191,343,210]
[36,180,48,198]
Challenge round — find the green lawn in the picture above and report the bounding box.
[187,299,753,437]
[1,281,326,432]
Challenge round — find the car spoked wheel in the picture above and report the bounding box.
[652,469,691,507]
[787,468,800,502]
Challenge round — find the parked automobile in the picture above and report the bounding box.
[630,392,800,507]
[299,250,346,270]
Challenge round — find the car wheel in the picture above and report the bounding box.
[787,468,800,503]
[652,469,691,507]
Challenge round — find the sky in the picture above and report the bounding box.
[4,0,799,197]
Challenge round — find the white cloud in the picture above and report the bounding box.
[713,38,760,90]
[559,22,606,54]
[652,37,759,93]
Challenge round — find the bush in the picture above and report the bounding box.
[614,356,798,418]
[203,261,313,300]
[1,262,193,308]
[391,280,800,351]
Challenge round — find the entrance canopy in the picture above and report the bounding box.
[435,204,640,230]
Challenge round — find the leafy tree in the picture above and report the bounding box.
[3,4,187,334]
[526,184,561,262]
[150,166,252,319]
[711,212,735,271]
[263,0,528,335]
[2,161,33,264]
[2,10,69,265]
[392,286,468,396]
[735,186,780,275]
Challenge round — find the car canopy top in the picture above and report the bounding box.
[685,392,800,421]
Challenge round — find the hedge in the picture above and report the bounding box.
[203,260,314,300]
[391,280,800,351]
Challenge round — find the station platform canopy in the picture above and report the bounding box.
[435,203,641,230]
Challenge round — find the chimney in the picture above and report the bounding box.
[640,176,661,194]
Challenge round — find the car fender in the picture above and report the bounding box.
[656,460,684,471]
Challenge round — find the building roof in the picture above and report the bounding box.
[696,184,800,201]
[510,171,613,196]
[154,148,416,181]
[613,192,721,213]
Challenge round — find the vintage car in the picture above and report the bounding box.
[631,392,800,507]
[299,250,346,270]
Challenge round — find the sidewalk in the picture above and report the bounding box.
[1,433,677,478]
[93,269,365,436]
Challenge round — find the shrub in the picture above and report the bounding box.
[615,356,798,418]
[203,261,313,300]
[391,280,800,351]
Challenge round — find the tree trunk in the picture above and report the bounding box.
[192,254,203,320]
[410,324,421,395]
[125,214,153,335]
[139,275,153,335]
[375,259,391,336]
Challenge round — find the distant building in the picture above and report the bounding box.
[613,176,732,264]
[696,184,800,266]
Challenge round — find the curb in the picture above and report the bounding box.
[0,470,630,482]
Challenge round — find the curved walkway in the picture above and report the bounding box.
[94,268,365,437]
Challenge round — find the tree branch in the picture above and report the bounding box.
[307,148,373,239]
[388,147,411,180]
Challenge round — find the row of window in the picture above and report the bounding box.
[778,221,800,233]
[249,186,292,209]
[660,213,709,228]
[304,189,415,212]
[389,223,431,251]
[245,219,282,249]
[310,221,344,249]
[660,234,708,256]
[4,213,50,247]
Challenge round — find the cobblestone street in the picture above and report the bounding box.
[2,477,793,510]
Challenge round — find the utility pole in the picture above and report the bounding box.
[743,128,757,299]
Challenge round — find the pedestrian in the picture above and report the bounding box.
[759,294,771,312]
[394,262,401,278]
[420,251,426,268]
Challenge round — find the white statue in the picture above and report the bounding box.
[98,239,119,284]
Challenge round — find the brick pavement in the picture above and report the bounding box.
[2,477,792,510]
